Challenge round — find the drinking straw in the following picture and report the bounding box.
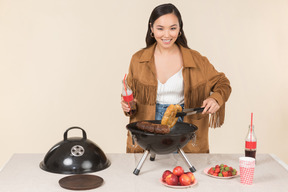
[123,74,128,96]
[250,113,253,142]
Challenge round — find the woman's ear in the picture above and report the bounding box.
[150,22,153,33]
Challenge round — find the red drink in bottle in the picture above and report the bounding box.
[245,124,257,159]
[122,76,136,116]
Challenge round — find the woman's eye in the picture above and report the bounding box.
[156,28,163,31]
[171,27,177,30]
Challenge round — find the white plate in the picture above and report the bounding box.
[160,179,198,189]
[203,167,240,179]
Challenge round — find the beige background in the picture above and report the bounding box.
[0,0,287,169]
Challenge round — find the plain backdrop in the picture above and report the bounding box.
[1,0,288,169]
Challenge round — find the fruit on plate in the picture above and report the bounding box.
[186,171,195,183]
[173,166,184,176]
[162,166,196,186]
[165,173,178,186]
[208,164,237,177]
[179,173,191,186]
[162,170,172,182]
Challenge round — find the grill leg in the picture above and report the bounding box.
[150,153,156,161]
[133,150,150,175]
[178,148,196,173]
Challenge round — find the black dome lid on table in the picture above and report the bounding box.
[40,127,110,174]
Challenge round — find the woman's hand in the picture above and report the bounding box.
[121,97,137,113]
[121,97,131,113]
[201,98,220,114]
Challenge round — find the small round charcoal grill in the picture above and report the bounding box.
[126,120,198,175]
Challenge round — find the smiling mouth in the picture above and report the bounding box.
[162,39,172,43]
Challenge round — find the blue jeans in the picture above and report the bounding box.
[155,103,184,122]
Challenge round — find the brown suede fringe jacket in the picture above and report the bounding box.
[126,43,231,153]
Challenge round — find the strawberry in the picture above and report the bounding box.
[208,168,215,175]
[222,171,228,177]
[208,164,238,177]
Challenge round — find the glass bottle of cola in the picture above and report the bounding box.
[122,79,136,116]
[245,125,257,159]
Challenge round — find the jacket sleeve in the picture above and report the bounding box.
[202,56,231,106]
[202,56,232,128]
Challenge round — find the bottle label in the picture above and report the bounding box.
[245,141,257,149]
[123,94,134,102]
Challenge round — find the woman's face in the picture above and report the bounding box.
[151,13,180,49]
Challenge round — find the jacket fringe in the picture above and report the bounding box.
[184,84,206,108]
[132,79,157,105]
[209,103,225,128]
[185,83,225,128]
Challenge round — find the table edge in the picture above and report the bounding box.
[270,153,288,171]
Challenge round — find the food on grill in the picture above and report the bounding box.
[136,121,169,134]
[135,104,182,134]
[161,104,182,128]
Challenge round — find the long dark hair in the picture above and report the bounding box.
[145,3,189,48]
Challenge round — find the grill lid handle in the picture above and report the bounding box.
[64,127,87,141]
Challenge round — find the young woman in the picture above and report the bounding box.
[121,3,231,153]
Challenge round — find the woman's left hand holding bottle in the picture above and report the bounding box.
[121,97,130,113]
[121,97,137,116]
[122,74,137,116]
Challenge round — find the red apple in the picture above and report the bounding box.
[179,173,191,186]
[186,172,195,184]
[173,166,184,177]
[165,173,178,186]
[162,170,172,182]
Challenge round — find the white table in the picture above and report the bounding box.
[0,153,288,192]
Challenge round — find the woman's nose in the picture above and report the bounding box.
[164,30,170,37]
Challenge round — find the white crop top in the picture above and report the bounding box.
[156,67,184,105]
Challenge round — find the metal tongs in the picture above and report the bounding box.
[176,107,205,117]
